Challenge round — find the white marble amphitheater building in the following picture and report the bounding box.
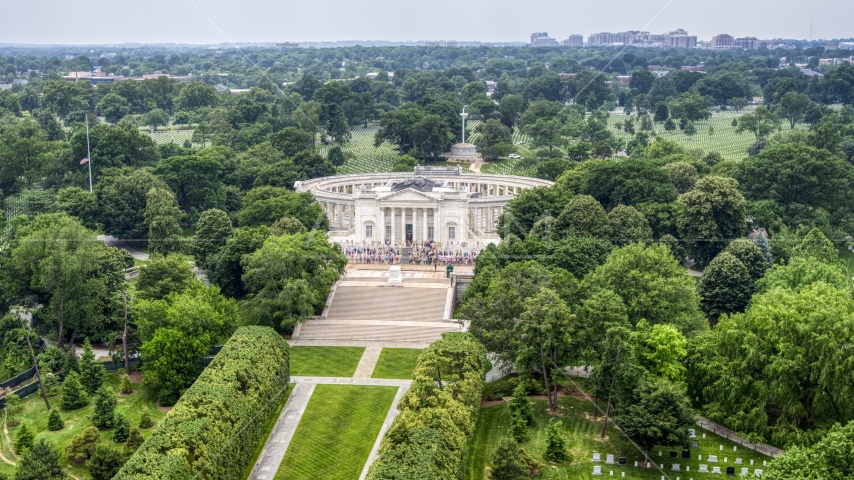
[295,166,554,244]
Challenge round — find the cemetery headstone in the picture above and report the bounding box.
[670,450,678,458]
[763,461,767,466]
[688,429,696,438]
[741,467,749,475]
[692,441,700,449]
[755,469,763,477]
[735,458,742,465]
[606,454,615,464]
[593,465,602,476]
[593,453,601,462]
[619,457,626,465]
[672,464,681,471]
[621,473,625,478]
[709,455,718,462]
[733,446,737,452]
[725,458,728,463]
[634,461,638,467]
[713,466,722,474]
[727,467,736,476]
[699,464,709,473]
[682,450,690,459]
[720,445,724,450]
[703,433,707,438]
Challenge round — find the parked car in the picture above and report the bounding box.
[515,141,527,145]
[508,154,521,159]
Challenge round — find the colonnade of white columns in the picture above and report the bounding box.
[377,206,438,244]
[322,202,355,230]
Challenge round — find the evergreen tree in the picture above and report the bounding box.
[124,427,144,454]
[88,444,126,480]
[683,121,697,135]
[664,118,676,131]
[62,348,80,374]
[92,386,116,429]
[60,371,88,410]
[47,410,64,431]
[508,383,533,442]
[144,187,182,256]
[119,375,134,394]
[112,413,129,443]
[13,438,64,480]
[753,231,774,267]
[544,419,569,462]
[65,426,100,463]
[79,339,105,394]
[138,411,154,429]
[490,436,528,480]
[14,423,34,453]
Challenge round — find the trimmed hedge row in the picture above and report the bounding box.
[366,332,488,480]
[114,326,290,480]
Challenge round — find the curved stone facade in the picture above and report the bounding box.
[295,168,554,244]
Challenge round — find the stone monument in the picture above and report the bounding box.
[388,266,402,286]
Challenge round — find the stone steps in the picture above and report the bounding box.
[326,286,448,323]
[296,322,462,342]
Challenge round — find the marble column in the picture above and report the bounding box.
[422,208,428,242]
[379,207,386,244]
[390,207,396,244]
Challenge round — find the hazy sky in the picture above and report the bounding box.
[3,0,852,45]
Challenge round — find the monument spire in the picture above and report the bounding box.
[460,105,468,144]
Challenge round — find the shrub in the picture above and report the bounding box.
[92,386,116,429]
[114,326,290,480]
[490,436,528,480]
[14,438,64,480]
[80,339,105,394]
[482,376,519,401]
[367,333,488,480]
[119,375,134,394]
[61,370,88,410]
[65,426,100,463]
[544,419,568,462]
[88,444,127,480]
[47,409,64,431]
[138,411,154,429]
[125,428,144,454]
[113,414,130,443]
[43,375,61,396]
[63,348,80,374]
[14,423,34,453]
[507,384,533,427]
[38,346,65,372]
[5,394,22,426]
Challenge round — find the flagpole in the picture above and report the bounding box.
[85,114,92,193]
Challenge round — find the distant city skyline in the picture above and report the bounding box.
[2,0,852,45]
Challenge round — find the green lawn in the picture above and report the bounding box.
[274,385,397,480]
[288,346,365,377]
[370,348,423,379]
[467,395,771,480]
[242,383,294,479]
[0,372,166,479]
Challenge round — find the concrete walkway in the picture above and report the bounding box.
[353,346,382,378]
[247,377,412,480]
[696,415,784,458]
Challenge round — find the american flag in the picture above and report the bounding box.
[80,157,89,165]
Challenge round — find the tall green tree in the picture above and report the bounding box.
[241,231,346,331]
[677,176,747,263]
[79,339,105,394]
[13,438,65,480]
[515,288,574,412]
[616,378,694,462]
[153,154,224,214]
[192,208,232,269]
[144,187,182,256]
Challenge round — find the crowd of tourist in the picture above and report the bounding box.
[340,240,484,266]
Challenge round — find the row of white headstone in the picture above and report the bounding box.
[591,465,764,476]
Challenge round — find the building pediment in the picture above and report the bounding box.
[378,188,439,202]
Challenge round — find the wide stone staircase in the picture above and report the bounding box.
[294,276,462,342]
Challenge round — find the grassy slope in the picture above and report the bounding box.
[0,372,165,479]
[467,395,771,480]
[274,385,397,480]
[288,346,365,377]
[370,348,423,379]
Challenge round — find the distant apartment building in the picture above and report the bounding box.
[275,42,300,49]
[531,32,549,45]
[681,65,704,72]
[667,29,697,48]
[710,34,735,48]
[529,32,558,47]
[561,35,584,47]
[485,80,497,94]
[423,40,458,47]
[735,37,760,49]
[586,29,695,48]
[819,57,853,66]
